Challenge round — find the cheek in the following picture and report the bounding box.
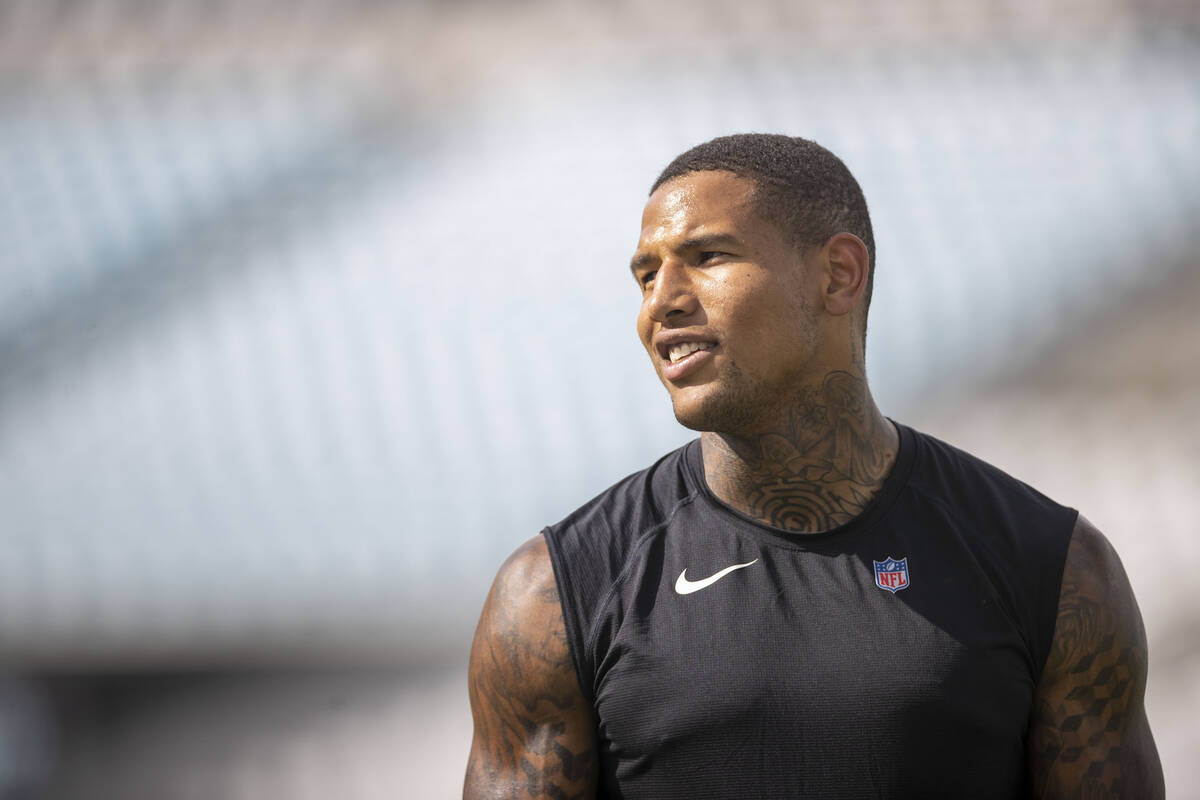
[635,306,654,348]
[728,287,809,358]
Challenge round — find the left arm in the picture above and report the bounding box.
[1027,515,1164,798]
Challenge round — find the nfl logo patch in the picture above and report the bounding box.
[873,556,910,593]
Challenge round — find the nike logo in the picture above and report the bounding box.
[674,559,759,595]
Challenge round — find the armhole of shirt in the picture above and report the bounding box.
[541,525,596,705]
[1032,507,1079,683]
[542,487,703,708]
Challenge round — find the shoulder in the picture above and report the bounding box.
[1042,516,1146,684]
[543,441,701,603]
[471,535,566,686]
[547,440,700,546]
[901,424,1078,566]
[900,423,1077,567]
[493,533,557,599]
[904,425,1073,517]
[467,535,585,747]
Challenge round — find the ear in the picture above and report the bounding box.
[820,233,870,317]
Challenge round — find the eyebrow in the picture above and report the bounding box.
[629,233,743,275]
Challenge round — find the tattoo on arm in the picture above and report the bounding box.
[465,536,598,799]
[1028,517,1163,799]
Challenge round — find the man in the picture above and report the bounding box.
[463,134,1163,798]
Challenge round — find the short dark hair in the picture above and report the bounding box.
[651,133,876,341]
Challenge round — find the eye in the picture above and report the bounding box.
[698,251,728,263]
[638,270,657,287]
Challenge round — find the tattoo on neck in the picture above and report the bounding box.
[702,370,896,533]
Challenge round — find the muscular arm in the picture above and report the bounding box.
[464,535,599,800]
[1028,515,1164,798]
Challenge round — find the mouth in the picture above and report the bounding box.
[658,339,718,382]
[666,341,716,364]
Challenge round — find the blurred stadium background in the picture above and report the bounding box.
[0,0,1197,797]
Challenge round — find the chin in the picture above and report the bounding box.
[671,405,709,433]
[669,387,760,435]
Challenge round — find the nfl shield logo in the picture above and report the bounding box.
[873,556,910,593]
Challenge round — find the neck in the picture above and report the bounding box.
[700,369,899,534]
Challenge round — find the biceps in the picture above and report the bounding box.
[466,642,596,798]
[465,653,599,799]
[1029,700,1162,799]
[465,717,597,800]
[1027,617,1162,798]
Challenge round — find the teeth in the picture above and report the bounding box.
[668,342,713,363]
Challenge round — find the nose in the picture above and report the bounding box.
[643,259,699,323]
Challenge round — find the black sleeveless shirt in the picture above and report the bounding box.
[542,423,1076,799]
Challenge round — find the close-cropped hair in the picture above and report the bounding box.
[652,133,876,339]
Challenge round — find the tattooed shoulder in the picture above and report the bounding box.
[465,535,598,800]
[1028,516,1163,799]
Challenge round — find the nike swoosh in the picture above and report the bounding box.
[674,559,759,595]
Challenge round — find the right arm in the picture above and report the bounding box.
[464,534,599,799]
[1027,515,1163,798]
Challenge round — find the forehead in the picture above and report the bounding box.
[638,171,762,248]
